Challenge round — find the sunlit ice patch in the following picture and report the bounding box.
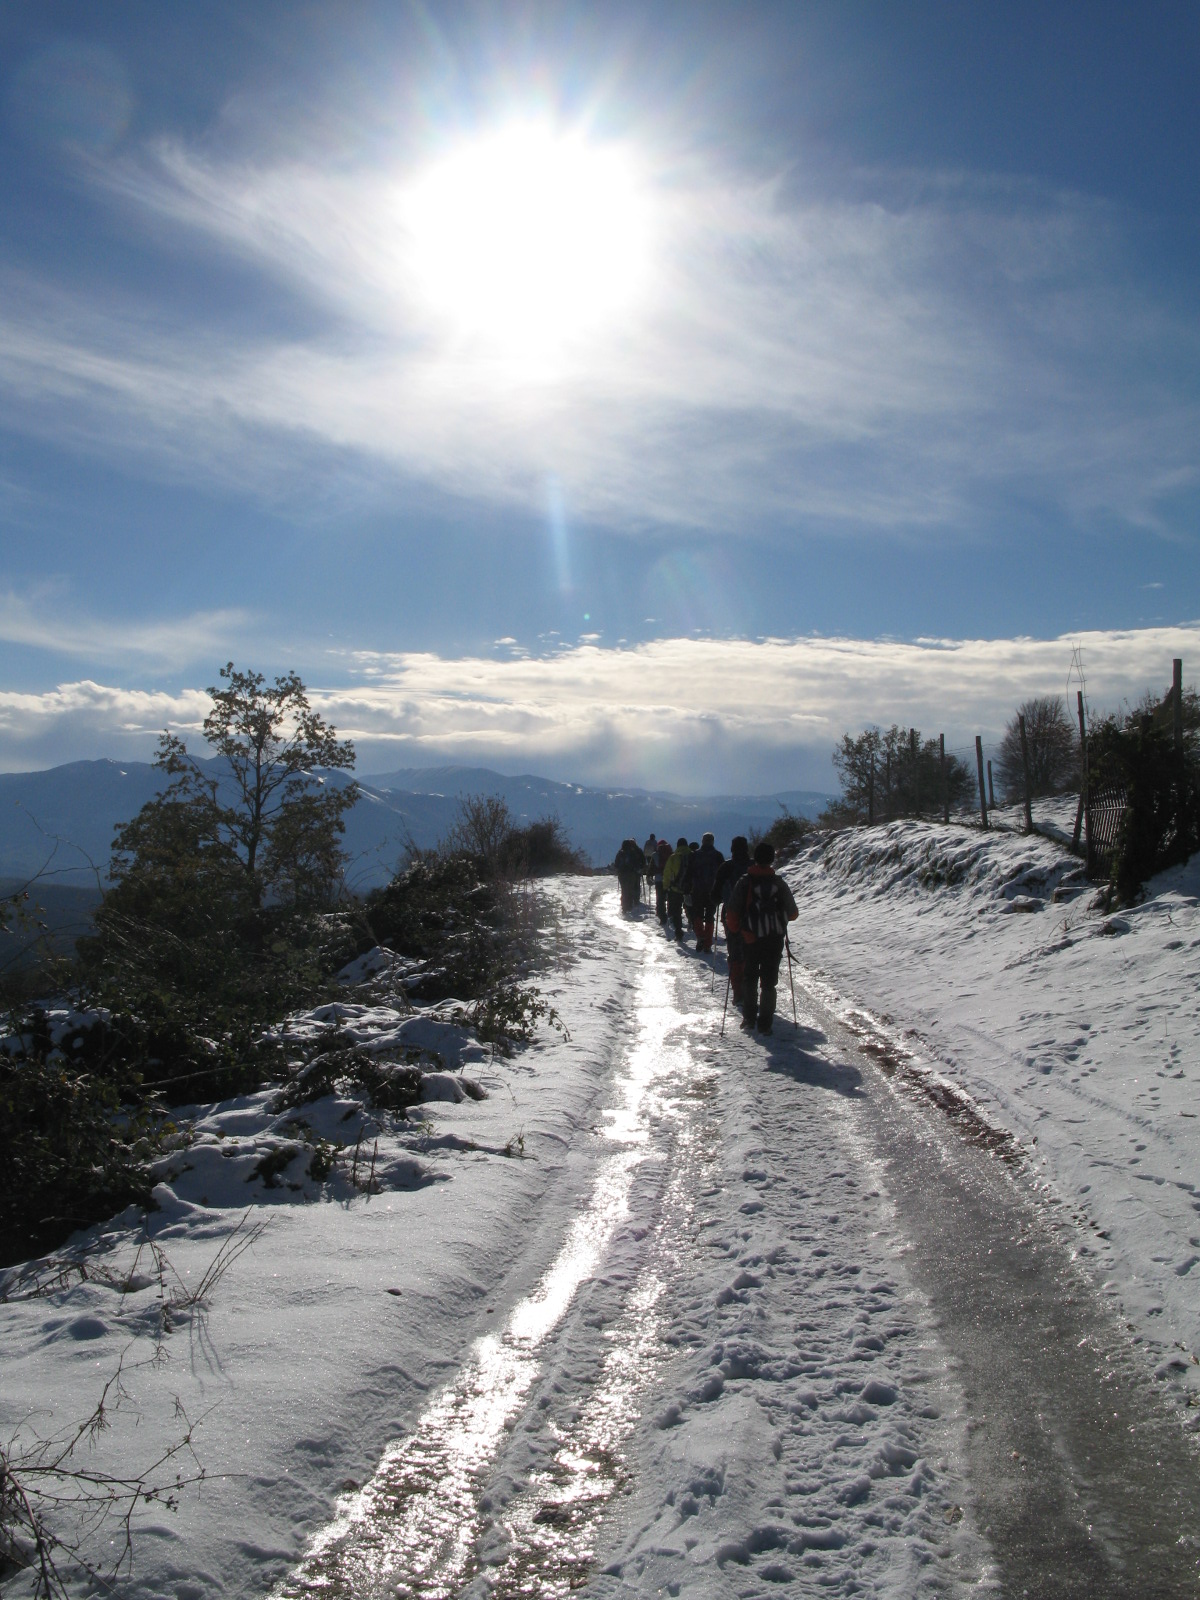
[396,118,655,369]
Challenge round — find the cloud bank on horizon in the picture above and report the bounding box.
[1,3,1197,789]
[3,623,1195,794]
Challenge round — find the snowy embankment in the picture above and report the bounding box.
[0,886,619,1597]
[782,801,1200,1359]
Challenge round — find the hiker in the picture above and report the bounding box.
[661,836,691,941]
[682,841,701,938]
[643,833,658,873]
[613,837,644,913]
[714,835,752,1003]
[653,836,672,924]
[724,841,798,1036]
[689,832,725,952]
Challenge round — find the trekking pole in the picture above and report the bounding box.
[719,970,731,1036]
[784,933,798,1024]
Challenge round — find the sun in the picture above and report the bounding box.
[402,121,653,364]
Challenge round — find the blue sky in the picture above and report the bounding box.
[1,1,1198,791]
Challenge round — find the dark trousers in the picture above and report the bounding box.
[654,879,666,921]
[667,890,684,939]
[742,934,785,1027]
[619,873,641,912]
[725,925,746,1001]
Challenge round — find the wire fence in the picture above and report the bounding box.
[851,655,1194,885]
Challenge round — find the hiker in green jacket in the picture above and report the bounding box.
[661,836,691,943]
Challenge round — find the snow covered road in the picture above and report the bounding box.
[277,889,985,1597]
[6,864,1200,1597]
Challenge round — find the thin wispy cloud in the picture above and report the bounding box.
[0,587,257,671]
[0,128,1195,540]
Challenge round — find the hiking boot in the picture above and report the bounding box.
[757,1019,773,1037]
[740,1014,756,1032]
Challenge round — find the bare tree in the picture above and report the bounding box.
[444,793,515,873]
[995,697,1078,803]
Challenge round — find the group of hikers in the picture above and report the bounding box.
[611,832,799,1037]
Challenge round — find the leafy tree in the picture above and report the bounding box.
[994,696,1078,803]
[167,663,357,905]
[81,666,359,1089]
[831,728,883,821]
[830,725,973,824]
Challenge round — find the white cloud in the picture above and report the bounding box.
[0,680,210,769]
[4,625,1196,791]
[0,135,1195,540]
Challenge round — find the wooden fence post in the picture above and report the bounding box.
[1174,658,1184,754]
[1071,690,1087,854]
[910,727,919,815]
[868,754,875,825]
[987,759,996,810]
[1018,712,1034,832]
[975,736,988,829]
[940,733,948,824]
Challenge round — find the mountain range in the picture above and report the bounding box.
[1,758,833,895]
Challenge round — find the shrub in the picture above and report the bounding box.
[1089,706,1200,901]
[749,807,814,857]
[361,852,515,1000]
[0,1042,164,1266]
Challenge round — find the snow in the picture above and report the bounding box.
[781,802,1200,1355]
[2,822,1198,1596]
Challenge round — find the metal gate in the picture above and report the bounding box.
[1085,782,1127,881]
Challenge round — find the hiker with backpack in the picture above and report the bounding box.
[661,836,691,941]
[714,835,752,1004]
[653,836,672,924]
[724,841,799,1036]
[613,837,645,913]
[681,841,702,939]
[689,832,725,952]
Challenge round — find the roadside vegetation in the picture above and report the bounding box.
[0,666,585,1268]
[820,677,1199,904]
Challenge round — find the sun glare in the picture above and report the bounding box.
[402,122,653,364]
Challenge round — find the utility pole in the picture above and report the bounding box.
[940,733,948,824]
[1071,690,1087,855]
[975,736,988,829]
